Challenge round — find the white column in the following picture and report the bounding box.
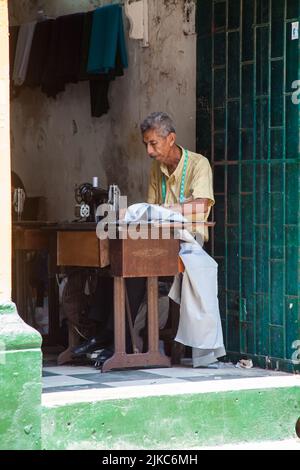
[0,0,11,302]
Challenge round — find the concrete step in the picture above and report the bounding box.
[41,370,300,450]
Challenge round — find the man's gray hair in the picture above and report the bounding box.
[140,112,176,137]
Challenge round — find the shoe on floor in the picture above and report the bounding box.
[94,349,114,369]
[72,337,102,357]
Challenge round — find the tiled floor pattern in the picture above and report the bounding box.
[42,359,290,394]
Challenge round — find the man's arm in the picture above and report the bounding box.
[163,198,209,216]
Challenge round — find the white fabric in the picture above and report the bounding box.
[123,203,226,367]
[123,202,187,224]
[169,231,226,366]
[13,22,37,86]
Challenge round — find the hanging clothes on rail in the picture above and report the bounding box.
[87,4,128,74]
[9,5,128,117]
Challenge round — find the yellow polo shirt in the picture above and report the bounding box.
[147,147,215,241]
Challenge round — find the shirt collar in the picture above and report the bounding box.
[160,145,184,179]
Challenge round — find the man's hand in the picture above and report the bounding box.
[163,198,209,215]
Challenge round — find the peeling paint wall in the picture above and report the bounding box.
[9,0,196,221]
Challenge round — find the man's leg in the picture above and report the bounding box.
[72,274,114,356]
[125,277,146,353]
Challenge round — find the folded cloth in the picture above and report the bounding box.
[13,21,37,86]
[87,4,128,74]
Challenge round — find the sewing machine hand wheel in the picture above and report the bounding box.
[75,183,94,204]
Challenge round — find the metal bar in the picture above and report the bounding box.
[212,158,298,164]
[282,0,287,359]
[267,0,272,356]
[252,0,258,355]
[238,0,243,352]
[224,0,230,347]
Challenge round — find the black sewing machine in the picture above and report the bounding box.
[74,180,120,222]
[75,182,108,222]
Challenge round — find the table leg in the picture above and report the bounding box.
[147,276,159,353]
[113,276,126,353]
[57,323,81,365]
[102,276,170,372]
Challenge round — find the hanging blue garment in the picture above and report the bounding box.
[87,4,128,74]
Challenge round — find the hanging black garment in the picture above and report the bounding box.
[41,18,65,97]
[41,13,85,98]
[25,19,54,88]
[55,13,85,84]
[79,11,94,81]
[89,80,110,117]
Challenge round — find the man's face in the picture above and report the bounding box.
[143,129,175,164]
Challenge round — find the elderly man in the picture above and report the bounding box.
[142,112,214,242]
[128,112,225,367]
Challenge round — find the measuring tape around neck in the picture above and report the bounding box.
[162,148,189,204]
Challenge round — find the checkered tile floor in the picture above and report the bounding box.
[42,360,289,394]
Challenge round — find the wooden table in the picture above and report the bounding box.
[104,225,181,372]
[56,223,181,371]
[14,220,213,372]
[96,221,213,372]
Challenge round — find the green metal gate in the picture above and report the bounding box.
[196,0,300,371]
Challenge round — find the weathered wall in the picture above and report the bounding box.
[9,0,196,221]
